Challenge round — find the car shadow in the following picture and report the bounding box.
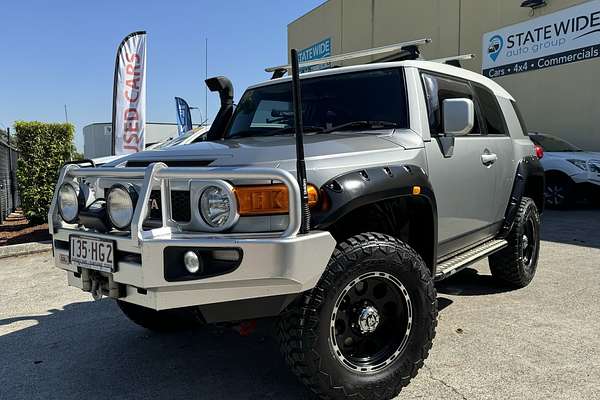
[0,299,312,400]
[435,267,516,297]
[541,207,600,250]
[436,296,453,312]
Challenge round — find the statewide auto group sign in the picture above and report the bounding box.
[482,0,600,78]
[298,38,331,72]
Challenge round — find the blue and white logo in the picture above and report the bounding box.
[487,35,504,62]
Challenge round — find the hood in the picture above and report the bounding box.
[92,154,126,166]
[105,130,422,168]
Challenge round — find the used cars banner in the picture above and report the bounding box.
[482,0,600,78]
[112,31,147,155]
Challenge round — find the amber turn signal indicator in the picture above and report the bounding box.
[234,184,319,216]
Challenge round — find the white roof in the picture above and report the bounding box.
[249,60,514,101]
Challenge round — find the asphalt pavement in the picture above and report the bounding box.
[1,209,599,400]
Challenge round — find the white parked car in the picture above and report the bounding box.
[90,125,210,166]
[529,132,600,208]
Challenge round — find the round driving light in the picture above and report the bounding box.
[58,183,80,223]
[107,184,137,230]
[183,251,202,274]
[199,185,237,229]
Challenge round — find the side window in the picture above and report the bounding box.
[511,100,529,136]
[472,84,508,136]
[421,73,481,136]
[250,100,291,128]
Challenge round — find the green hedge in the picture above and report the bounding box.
[15,122,77,224]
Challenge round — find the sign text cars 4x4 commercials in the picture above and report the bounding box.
[298,38,331,73]
[482,1,600,78]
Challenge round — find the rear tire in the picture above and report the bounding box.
[278,233,437,400]
[117,300,204,332]
[545,175,573,209]
[489,197,540,288]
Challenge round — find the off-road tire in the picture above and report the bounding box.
[489,197,540,288]
[278,233,437,400]
[117,300,204,332]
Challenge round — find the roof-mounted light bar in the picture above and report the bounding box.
[265,37,432,74]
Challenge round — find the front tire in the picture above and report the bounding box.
[117,300,204,332]
[489,197,541,288]
[278,233,437,400]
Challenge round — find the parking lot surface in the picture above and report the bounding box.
[1,209,599,400]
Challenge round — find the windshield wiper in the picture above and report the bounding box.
[267,125,325,135]
[321,120,400,134]
[228,126,324,139]
[228,120,397,139]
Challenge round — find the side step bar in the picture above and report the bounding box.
[434,239,508,281]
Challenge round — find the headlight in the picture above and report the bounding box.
[567,159,588,171]
[199,184,238,230]
[58,183,80,223]
[107,184,137,230]
[589,160,600,174]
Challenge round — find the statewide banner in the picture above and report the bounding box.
[482,0,600,78]
[298,38,332,73]
[174,97,193,136]
[112,31,147,155]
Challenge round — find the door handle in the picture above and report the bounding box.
[481,152,498,166]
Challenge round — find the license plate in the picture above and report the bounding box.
[70,236,115,272]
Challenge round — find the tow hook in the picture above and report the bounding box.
[91,280,103,300]
[85,271,123,300]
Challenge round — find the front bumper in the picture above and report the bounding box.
[570,170,600,186]
[49,163,336,311]
[53,229,335,310]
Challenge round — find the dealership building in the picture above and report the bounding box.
[288,0,600,150]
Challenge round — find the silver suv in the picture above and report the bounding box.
[49,48,544,399]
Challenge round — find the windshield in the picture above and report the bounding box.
[226,68,408,138]
[530,134,581,152]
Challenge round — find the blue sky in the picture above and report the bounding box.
[0,0,324,150]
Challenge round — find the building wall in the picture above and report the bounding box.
[83,123,179,158]
[288,0,600,150]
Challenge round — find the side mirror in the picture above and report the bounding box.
[437,98,474,158]
[442,98,474,135]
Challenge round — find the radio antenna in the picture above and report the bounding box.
[290,48,310,234]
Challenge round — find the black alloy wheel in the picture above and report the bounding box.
[330,272,412,372]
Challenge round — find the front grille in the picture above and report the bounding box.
[171,191,191,222]
[148,190,162,220]
[103,187,191,226]
[147,190,191,223]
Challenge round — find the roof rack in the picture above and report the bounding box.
[430,54,475,67]
[266,38,431,78]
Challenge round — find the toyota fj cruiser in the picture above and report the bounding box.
[49,40,543,399]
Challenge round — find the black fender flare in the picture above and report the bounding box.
[499,155,545,238]
[311,165,438,271]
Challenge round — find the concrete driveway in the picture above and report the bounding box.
[1,209,599,399]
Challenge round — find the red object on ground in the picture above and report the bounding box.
[238,320,257,336]
[534,144,544,159]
